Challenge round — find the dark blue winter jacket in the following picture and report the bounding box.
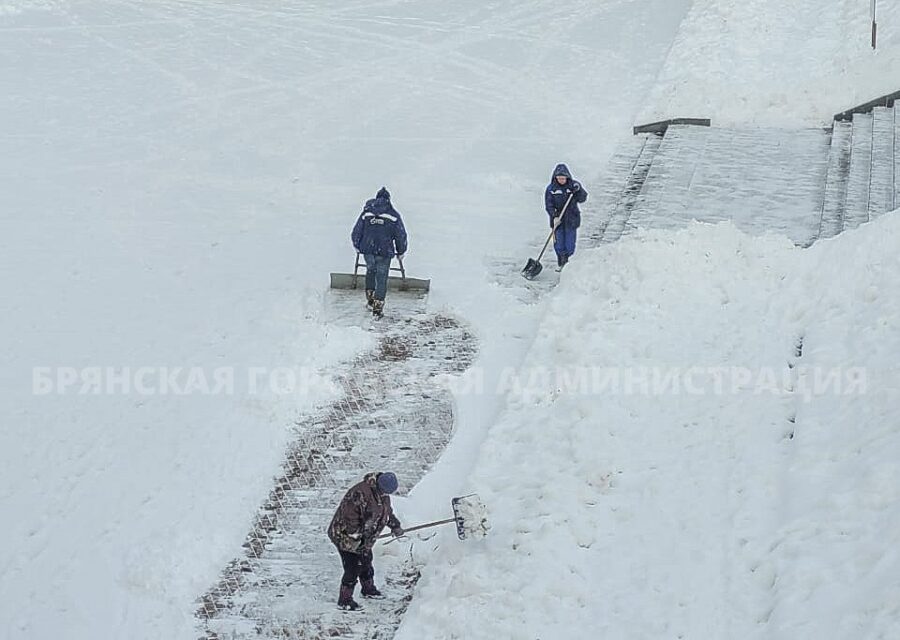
[351,187,408,257]
[544,164,587,229]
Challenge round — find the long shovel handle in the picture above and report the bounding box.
[376,517,457,540]
[535,193,575,262]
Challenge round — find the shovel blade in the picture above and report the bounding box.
[451,494,490,540]
[521,258,543,280]
[329,272,364,290]
[330,273,431,293]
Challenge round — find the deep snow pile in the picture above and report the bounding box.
[641,0,900,126]
[396,215,900,639]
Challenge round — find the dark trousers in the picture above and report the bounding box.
[339,548,374,587]
[554,225,577,258]
[363,254,391,301]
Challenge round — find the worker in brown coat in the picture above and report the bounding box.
[327,471,404,610]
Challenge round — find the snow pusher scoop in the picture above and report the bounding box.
[379,494,489,544]
[330,252,430,293]
[521,192,574,280]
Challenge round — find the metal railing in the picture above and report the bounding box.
[632,118,711,135]
[834,88,900,122]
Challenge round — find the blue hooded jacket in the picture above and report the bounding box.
[544,164,587,229]
[351,187,408,257]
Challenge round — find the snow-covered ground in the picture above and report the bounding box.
[2,0,693,638]
[397,215,900,640]
[3,0,899,638]
[640,0,900,126]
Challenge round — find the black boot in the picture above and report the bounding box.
[338,583,361,611]
[365,289,375,309]
[360,577,384,599]
[557,254,564,268]
[372,299,384,319]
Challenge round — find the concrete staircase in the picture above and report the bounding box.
[591,101,898,247]
[820,105,897,237]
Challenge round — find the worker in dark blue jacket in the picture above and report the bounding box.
[351,187,408,318]
[544,164,587,269]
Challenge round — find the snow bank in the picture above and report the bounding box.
[766,212,900,637]
[397,215,900,639]
[641,0,900,126]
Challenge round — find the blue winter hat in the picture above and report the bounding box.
[376,472,398,494]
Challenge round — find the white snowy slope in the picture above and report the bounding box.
[397,216,900,640]
[640,0,900,127]
[4,0,899,637]
[0,1,695,639]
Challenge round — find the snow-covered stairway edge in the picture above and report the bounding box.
[869,107,894,220]
[821,89,900,236]
[841,106,898,230]
[617,100,900,247]
[895,106,900,210]
[196,311,476,640]
[818,121,852,241]
[593,133,664,245]
[618,124,830,246]
[845,112,874,230]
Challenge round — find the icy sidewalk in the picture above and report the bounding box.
[198,297,476,639]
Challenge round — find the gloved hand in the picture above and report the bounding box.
[391,525,405,538]
[571,182,581,192]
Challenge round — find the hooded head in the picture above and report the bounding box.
[376,187,391,201]
[552,164,572,183]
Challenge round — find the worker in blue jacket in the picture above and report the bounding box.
[544,164,587,270]
[351,187,408,318]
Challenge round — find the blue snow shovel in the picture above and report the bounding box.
[521,193,574,280]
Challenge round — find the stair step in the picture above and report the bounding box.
[601,133,663,243]
[895,107,900,211]
[626,125,828,245]
[869,107,894,219]
[584,134,651,246]
[844,112,874,229]
[818,121,852,240]
[622,125,705,239]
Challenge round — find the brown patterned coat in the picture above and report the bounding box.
[328,473,401,553]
